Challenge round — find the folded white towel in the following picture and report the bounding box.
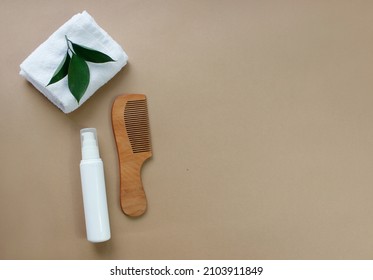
[20,11,128,113]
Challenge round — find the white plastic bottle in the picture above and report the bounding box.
[79,128,111,243]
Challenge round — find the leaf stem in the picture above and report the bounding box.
[65,35,75,55]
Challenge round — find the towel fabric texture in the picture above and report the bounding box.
[20,11,128,113]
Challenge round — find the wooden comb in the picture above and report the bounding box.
[111,94,152,217]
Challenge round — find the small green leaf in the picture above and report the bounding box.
[46,51,70,86]
[68,54,90,103]
[71,41,115,63]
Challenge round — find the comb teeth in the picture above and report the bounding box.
[124,99,151,153]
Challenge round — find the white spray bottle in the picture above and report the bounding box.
[79,128,111,243]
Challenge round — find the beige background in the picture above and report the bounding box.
[1,0,373,259]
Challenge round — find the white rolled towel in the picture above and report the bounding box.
[20,11,128,113]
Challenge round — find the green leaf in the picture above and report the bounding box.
[70,41,115,63]
[68,54,90,103]
[46,51,70,86]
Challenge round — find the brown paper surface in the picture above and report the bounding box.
[1,0,373,259]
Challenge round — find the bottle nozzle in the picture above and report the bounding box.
[80,128,100,160]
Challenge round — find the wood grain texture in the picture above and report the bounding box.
[112,94,152,217]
